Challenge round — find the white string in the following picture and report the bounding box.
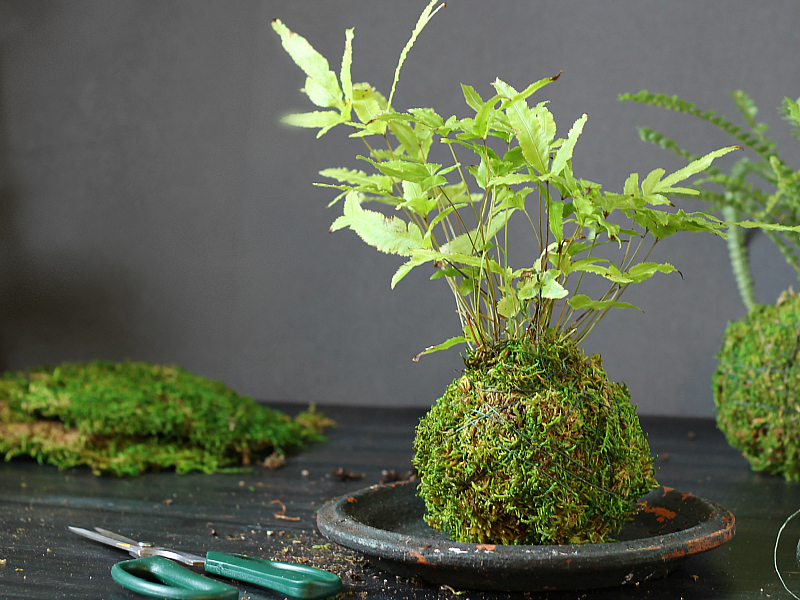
[775,507,800,600]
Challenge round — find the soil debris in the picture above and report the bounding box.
[332,467,365,482]
[295,404,337,433]
[378,469,417,484]
[263,451,286,469]
[271,499,301,521]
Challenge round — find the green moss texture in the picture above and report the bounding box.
[714,290,800,480]
[0,361,327,476]
[413,334,658,545]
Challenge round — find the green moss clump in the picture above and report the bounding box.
[413,333,658,545]
[714,289,800,480]
[0,361,328,476]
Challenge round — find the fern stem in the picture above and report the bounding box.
[722,205,755,313]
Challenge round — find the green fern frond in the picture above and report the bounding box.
[780,96,800,141]
[763,228,800,277]
[622,89,800,312]
[722,206,755,312]
[635,127,697,162]
[621,91,774,163]
[732,90,773,148]
[729,157,774,185]
[699,174,772,214]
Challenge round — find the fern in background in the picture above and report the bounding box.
[622,91,800,482]
[620,90,800,312]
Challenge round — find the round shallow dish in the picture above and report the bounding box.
[317,481,735,591]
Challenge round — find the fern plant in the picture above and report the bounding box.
[620,90,800,312]
[620,90,800,481]
[271,2,754,546]
[274,4,741,362]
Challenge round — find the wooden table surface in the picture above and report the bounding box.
[1,404,799,600]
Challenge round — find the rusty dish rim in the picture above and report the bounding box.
[316,481,735,591]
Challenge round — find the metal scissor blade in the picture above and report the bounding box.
[93,527,141,546]
[69,526,206,567]
[68,526,143,558]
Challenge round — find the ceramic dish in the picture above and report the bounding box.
[316,481,735,591]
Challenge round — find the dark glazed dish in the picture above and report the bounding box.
[317,481,735,591]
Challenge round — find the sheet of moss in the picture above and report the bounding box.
[0,361,327,475]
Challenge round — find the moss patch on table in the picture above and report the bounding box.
[0,361,328,476]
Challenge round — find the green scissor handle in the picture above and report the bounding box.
[111,553,342,600]
[205,552,342,599]
[111,556,238,600]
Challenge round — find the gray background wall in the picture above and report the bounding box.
[0,1,797,416]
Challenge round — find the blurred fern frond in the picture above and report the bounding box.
[621,90,800,312]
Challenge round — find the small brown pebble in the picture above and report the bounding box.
[378,469,417,484]
[263,452,286,469]
[331,467,365,482]
[345,569,363,581]
[410,575,427,587]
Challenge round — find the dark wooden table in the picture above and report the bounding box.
[2,404,799,600]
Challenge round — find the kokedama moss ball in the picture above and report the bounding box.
[413,333,658,545]
[714,289,800,481]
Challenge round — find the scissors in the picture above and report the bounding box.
[69,526,342,600]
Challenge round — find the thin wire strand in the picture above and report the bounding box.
[774,507,800,600]
[448,385,624,499]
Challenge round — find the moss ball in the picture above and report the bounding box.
[412,333,658,545]
[714,289,800,481]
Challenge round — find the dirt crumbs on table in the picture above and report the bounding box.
[331,467,365,481]
[226,528,440,599]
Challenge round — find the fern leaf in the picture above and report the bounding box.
[635,128,696,162]
[272,19,343,110]
[331,192,429,256]
[388,0,445,108]
[340,28,354,103]
[621,90,776,162]
[781,96,800,141]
